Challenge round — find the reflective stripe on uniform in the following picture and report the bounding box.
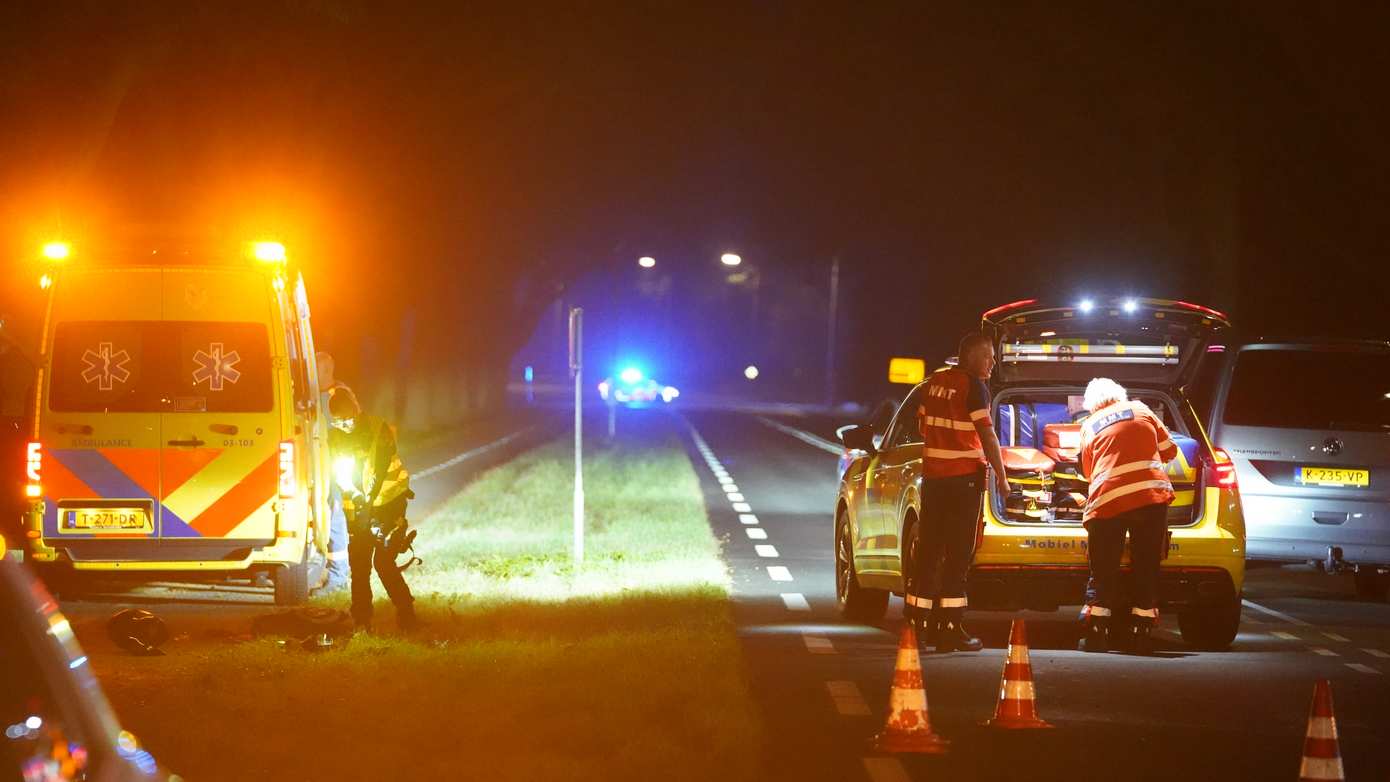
[969,409,991,423]
[905,595,933,609]
[923,416,975,432]
[925,447,984,460]
[1084,605,1113,617]
[328,550,350,561]
[1088,479,1173,513]
[1130,606,1158,618]
[937,596,968,608]
[1087,459,1164,489]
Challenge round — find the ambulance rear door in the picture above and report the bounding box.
[40,270,164,555]
[157,269,281,552]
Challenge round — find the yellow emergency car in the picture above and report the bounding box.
[23,240,332,604]
[834,297,1247,649]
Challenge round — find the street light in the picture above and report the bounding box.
[721,253,742,267]
[744,365,759,380]
[638,256,656,268]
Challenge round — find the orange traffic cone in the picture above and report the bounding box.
[984,619,1053,729]
[1298,679,1344,781]
[869,623,950,754]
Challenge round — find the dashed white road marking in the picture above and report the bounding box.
[726,492,746,502]
[1242,599,1312,626]
[746,528,768,540]
[1345,663,1381,675]
[1272,631,1300,641]
[781,593,811,612]
[719,482,738,492]
[767,566,793,581]
[803,634,836,654]
[825,680,870,716]
[413,427,536,480]
[756,416,845,455]
[862,757,911,782]
[738,513,760,525]
[1310,647,1339,657]
[755,544,780,558]
[733,502,753,513]
[1323,632,1351,643]
[1363,648,1390,659]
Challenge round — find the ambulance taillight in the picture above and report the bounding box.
[278,441,297,499]
[25,442,42,498]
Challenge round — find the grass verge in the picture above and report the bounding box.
[92,415,762,782]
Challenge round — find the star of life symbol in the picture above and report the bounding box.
[80,343,132,391]
[192,343,242,391]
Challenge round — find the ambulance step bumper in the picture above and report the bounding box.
[966,565,1235,612]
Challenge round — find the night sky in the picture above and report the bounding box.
[2,2,1386,404]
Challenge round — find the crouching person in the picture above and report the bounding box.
[327,387,418,633]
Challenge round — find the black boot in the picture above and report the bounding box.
[1078,615,1109,653]
[934,607,983,653]
[1126,615,1155,656]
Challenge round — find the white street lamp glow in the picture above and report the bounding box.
[1078,299,1095,313]
[721,253,742,267]
[1122,299,1138,313]
[744,365,759,380]
[638,256,656,268]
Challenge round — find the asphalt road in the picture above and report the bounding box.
[683,408,1390,782]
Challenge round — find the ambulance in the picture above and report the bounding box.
[22,240,331,604]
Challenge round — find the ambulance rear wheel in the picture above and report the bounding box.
[836,510,888,622]
[1178,593,1241,651]
[273,560,310,606]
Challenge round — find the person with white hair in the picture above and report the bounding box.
[1077,377,1179,654]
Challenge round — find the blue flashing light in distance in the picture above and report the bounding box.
[619,367,644,384]
[524,365,534,382]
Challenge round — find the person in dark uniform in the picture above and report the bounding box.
[907,333,1010,652]
[327,387,417,632]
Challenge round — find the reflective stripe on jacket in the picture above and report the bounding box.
[1079,400,1177,521]
[918,368,991,479]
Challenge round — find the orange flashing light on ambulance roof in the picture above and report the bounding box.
[251,241,287,263]
[41,241,71,261]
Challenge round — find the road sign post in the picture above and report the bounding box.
[568,307,584,565]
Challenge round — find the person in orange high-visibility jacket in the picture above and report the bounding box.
[1077,377,1178,654]
[908,332,1011,653]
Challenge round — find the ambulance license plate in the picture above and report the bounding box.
[66,508,149,531]
[1297,467,1370,488]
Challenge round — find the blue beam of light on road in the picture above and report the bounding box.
[739,623,895,638]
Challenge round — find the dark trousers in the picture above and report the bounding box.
[1083,502,1168,617]
[348,531,414,626]
[914,470,983,609]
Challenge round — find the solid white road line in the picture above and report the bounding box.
[1345,663,1381,675]
[781,593,811,612]
[1363,648,1390,659]
[1323,632,1351,643]
[862,758,911,782]
[413,427,536,480]
[755,544,780,558]
[733,502,753,513]
[825,680,870,716]
[1272,631,1300,641]
[746,528,768,540]
[756,415,845,455]
[727,492,746,502]
[767,566,793,581]
[803,634,836,654]
[739,513,760,525]
[1242,599,1312,626]
[1310,647,1339,657]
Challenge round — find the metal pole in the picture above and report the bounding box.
[825,256,840,407]
[569,307,584,565]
